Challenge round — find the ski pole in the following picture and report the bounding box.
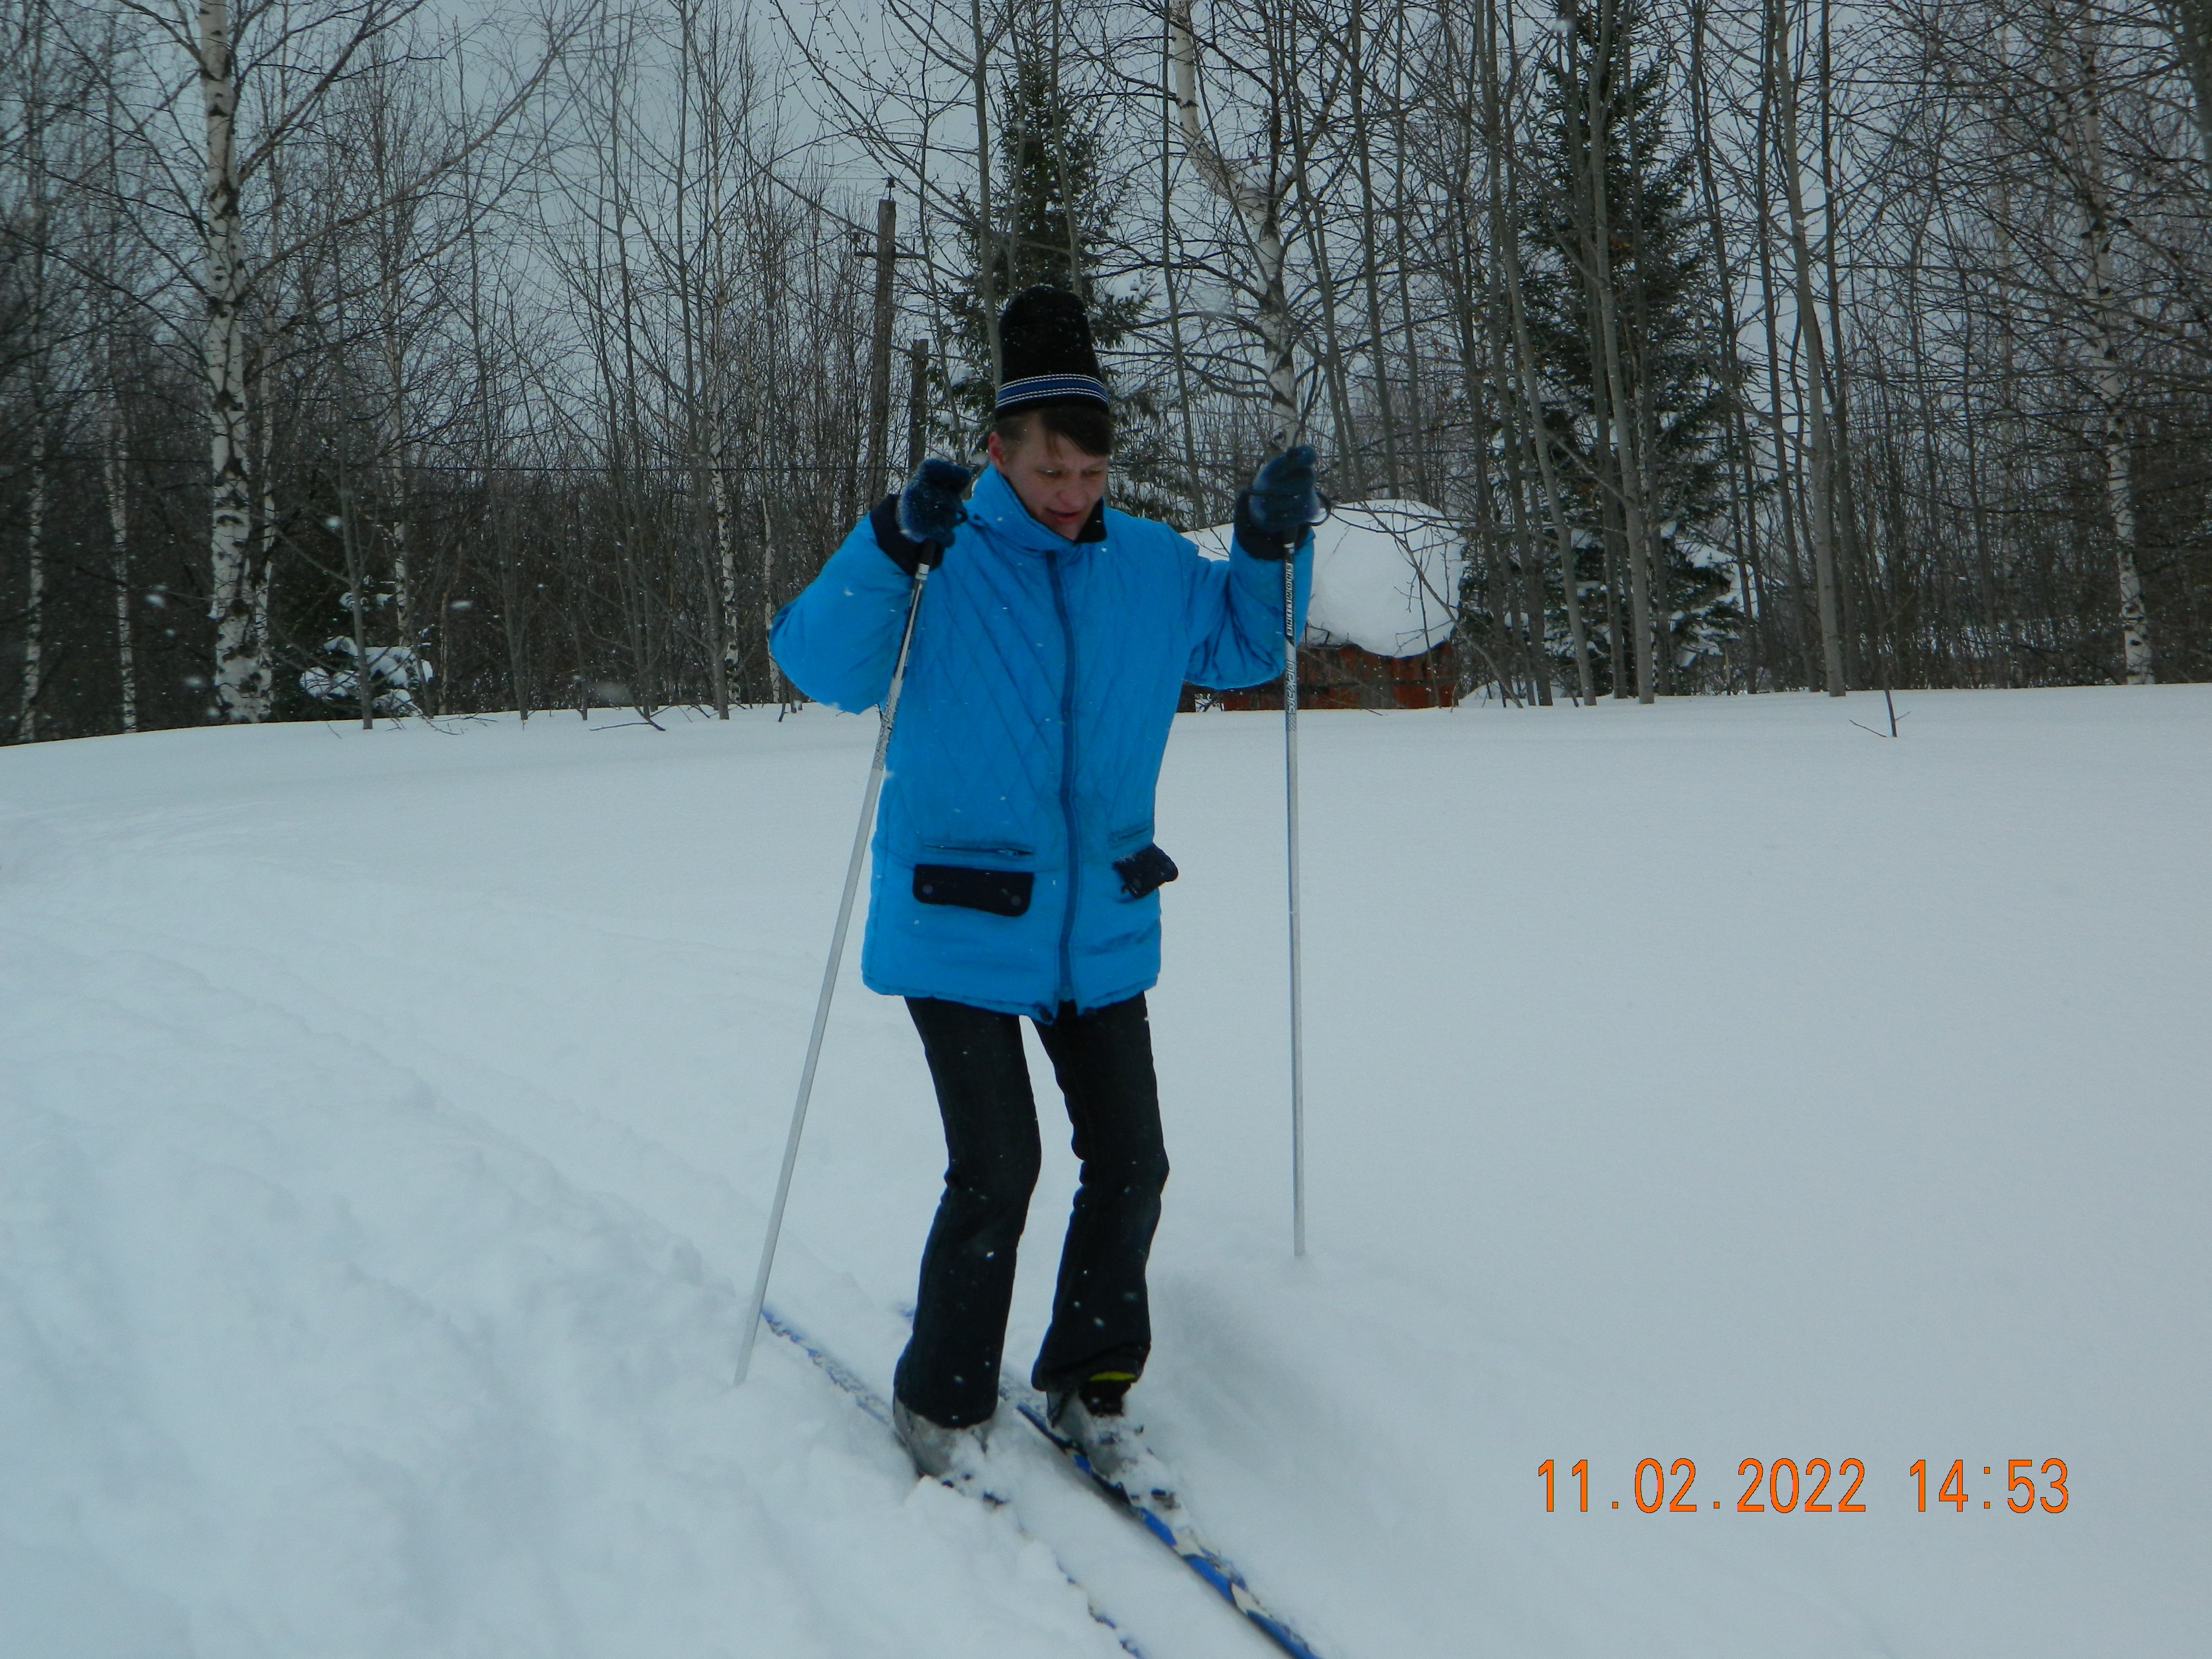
[735,563,932,1385]
[1283,550,1307,1260]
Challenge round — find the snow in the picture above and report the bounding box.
[1189,498,1463,656]
[301,640,435,714]
[3,686,2206,1657]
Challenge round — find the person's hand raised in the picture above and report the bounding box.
[1234,444,1323,559]
[896,459,975,566]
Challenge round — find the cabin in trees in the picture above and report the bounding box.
[1180,500,1464,712]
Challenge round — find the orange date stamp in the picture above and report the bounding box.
[1538,1457,2070,1514]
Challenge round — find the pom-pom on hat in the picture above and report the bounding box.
[995,286,1109,416]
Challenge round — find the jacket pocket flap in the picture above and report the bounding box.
[913,864,1034,917]
[1107,819,1155,853]
[1111,843,1179,901]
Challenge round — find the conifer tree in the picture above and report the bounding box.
[943,51,1173,512]
[1518,1,1741,693]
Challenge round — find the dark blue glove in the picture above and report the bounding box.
[873,458,972,576]
[1233,443,1323,560]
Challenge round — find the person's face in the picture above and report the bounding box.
[987,424,1109,540]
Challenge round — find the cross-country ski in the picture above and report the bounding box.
[764,1309,1149,1656]
[1007,1379,1328,1659]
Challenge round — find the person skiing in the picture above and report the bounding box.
[769,286,1320,1494]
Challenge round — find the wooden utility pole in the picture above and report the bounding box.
[907,336,930,472]
[867,193,898,496]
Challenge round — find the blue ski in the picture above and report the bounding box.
[761,1309,1148,1657]
[1005,1383,1330,1659]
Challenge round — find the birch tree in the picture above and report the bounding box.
[2044,5,2155,682]
[111,0,568,722]
[14,0,53,738]
[1171,0,1302,449]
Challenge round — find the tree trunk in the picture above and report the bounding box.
[2161,0,2212,167]
[1172,0,1299,449]
[200,0,266,721]
[1486,0,1591,704]
[20,380,46,741]
[1047,0,1087,301]
[1160,20,1208,520]
[1348,7,1399,493]
[1818,0,1868,690]
[98,57,138,735]
[1387,19,1429,502]
[106,328,137,734]
[1286,68,1360,491]
[2054,16,2154,683]
[971,0,1002,385]
[1580,1,1657,703]
[760,495,783,705]
[18,5,47,741]
[713,462,736,709]
[1752,28,1807,685]
[710,290,735,717]
[1689,0,1763,693]
[1772,0,1846,696]
[1623,70,1667,694]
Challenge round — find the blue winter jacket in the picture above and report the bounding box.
[770,463,1311,1019]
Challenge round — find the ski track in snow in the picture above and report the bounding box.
[2,688,2206,1657]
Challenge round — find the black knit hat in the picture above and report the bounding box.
[995,286,1109,416]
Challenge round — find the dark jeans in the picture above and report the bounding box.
[893,993,1169,1429]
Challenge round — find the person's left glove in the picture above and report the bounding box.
[1233,443,1324,560]
[873,458,974,576]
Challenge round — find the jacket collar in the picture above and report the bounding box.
[971,463,1108,554]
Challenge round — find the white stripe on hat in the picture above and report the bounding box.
[995,373,1110,412]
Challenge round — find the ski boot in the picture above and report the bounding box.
[892,1399,998,1500]
[1045,1372,1177,1508]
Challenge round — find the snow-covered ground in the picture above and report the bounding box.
[3,686,2205,1658]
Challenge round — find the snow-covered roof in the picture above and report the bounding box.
[1189,497,1464,658]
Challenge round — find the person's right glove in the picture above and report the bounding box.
[875,458,974,575]
[899,458,973,559]
[1233,443,1324,560]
